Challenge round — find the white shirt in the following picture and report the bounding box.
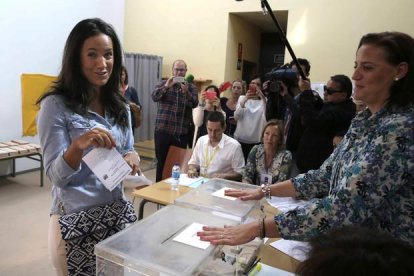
[188,134,245,178]
[233,95,267,143]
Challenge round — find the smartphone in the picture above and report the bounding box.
[249,83,257,95]
[173,76,185,83]
[206,91,216,100]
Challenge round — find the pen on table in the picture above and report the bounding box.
[245,255,257,272]
[248,263,262,276]
[244,257,261,275]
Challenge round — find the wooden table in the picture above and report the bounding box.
[259,238,300,273]
[0,141,43,187]
[131,181,300,273]
[131,181,192,220]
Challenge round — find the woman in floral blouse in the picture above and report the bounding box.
[198,32,414,247]
[242,120,292,185]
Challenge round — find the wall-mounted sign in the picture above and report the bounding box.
[273,54,284,66]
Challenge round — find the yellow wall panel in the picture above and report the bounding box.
[21,74,56,136]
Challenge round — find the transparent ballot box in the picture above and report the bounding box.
[174,178,260,223]
[95,205,242,276]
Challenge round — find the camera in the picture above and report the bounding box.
[264,65,298,93]
[173,76,185,83]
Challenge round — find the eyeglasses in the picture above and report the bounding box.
[324,85,343,95]
[173,68,186,72]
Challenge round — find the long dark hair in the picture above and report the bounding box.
[358,32,414,108]
[296,226,414,276]
[37,18,128,128]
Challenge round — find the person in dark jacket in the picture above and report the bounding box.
[295,74,356,173]
[120,66,142,134]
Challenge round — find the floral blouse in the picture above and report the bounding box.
[242,144,292,185]
[274,105,414,246]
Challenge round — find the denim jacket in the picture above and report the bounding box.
[37,95,135,215]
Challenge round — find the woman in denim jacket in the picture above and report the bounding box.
[37,18,139,276]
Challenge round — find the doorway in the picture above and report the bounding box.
[242,60,257,83]
[228,10,288,82]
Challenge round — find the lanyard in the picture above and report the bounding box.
[204,144,219,169]
[265,156,274,174]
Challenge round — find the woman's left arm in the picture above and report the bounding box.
[122,105,141,175]
[274,115,414,241]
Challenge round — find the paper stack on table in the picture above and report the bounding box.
[270,239,310,262]
[165,173,208,188]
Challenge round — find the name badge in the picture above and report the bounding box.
[260,173,272,184]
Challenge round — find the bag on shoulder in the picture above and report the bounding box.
[130,103,141,128]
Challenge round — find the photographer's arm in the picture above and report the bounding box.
[258,89,267,116]
[152,79,173,101]
[234,95,247,120]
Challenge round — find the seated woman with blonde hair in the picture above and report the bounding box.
[242,119,292,185]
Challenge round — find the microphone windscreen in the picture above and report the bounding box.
[185,74,194,83]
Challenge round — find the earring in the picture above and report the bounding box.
[395,77,399,81]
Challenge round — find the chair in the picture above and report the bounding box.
[161,145,193,180]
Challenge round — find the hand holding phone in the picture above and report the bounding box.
[205,91,217,100]
[173,76,185,83]
[249,83,257,95]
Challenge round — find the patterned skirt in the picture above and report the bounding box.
[58,200,137,276]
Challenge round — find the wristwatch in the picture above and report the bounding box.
[261,184,271,199]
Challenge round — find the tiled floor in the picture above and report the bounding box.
[0,161,157,276]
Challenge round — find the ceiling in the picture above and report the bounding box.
[232,10,288,33]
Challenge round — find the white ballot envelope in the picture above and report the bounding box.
[211,187,237,201]
[173,222,211,250]
[124,173,153,187]
[83,147,132,191]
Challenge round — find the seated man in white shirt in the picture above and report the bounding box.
[187,111,244,181]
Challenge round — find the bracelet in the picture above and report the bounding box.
[258,218,265,239]
[261,184,271,199]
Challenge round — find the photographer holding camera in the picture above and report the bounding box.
[152,59,198,181]
[295,74,356,173]
[264,59,323,162]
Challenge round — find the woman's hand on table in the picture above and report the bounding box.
[197,222,258,246]
[224,188,264,201]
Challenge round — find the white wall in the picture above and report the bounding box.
[125,0,414,86]
[0,0,125,174]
